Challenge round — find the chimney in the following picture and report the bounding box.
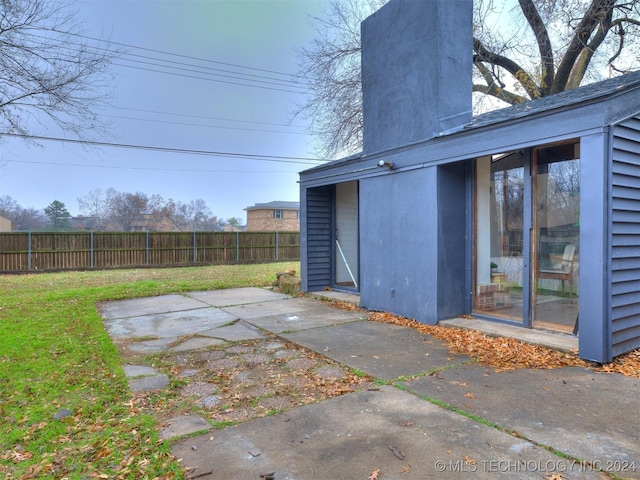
[361,0,473,154]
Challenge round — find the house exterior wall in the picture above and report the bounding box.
[0,215,12,231]
[360,169,439,321]
[359,165,467,323]
[610,115,640,357]
[246,209,299,231]
[577,133,610,362]
[300,186,332,291]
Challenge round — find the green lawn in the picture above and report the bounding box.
[0,262,298,479]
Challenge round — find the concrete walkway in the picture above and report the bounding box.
[101,288,640,480]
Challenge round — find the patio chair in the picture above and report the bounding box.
[538,244,577,297]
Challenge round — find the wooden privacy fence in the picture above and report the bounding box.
[0,231,300,272]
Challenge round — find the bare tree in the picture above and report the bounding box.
[296,0,640,157]
[109,192,150,231]
[77,188,116,230]
[0,195,47,229]
[13,206,46,230]
[183,199,212,231]
[0,0,120,139]
[0,195,19,220]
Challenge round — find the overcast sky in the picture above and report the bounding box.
[0,0,328,222]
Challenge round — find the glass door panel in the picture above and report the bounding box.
[474,152,525,322]
[533,143,580,332]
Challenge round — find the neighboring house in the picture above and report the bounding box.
[0,215,12,231]
[71,216,101,231]
[130,214,180,232]
[245,201,300,231]
[221,224,244,232]
[299,0,640,363]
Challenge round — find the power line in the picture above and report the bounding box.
[111,61,306,94]
[68,32,311,81]
[1,132,327,165]
[3,158,297,174]
[105,115,308,135]
[24,34,308,93]
[108,106,306,129]
[27,32,311,91]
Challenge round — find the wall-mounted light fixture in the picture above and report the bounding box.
[377,159,394,169]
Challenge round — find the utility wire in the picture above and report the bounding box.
[111,61,306,93]
[3,158,296,174]
[1,132,326,165]
[27,33,310,89]
[106,115,308,135]
[68,32,311,81]
[108,106,306,128]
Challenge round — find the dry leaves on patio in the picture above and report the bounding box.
[324,299,640,378]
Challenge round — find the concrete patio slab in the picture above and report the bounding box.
[173,385,601,479]
[220,296,331,320]
[125,337,179,354]
[222,297,367,333]
[129,373,169,392]
[198,321,266,342]
[167,336,226,352]
[103,307,237,339]
[123,365,157,377]
[101,289,640,480]
[282,321,470,380]
[310,289,361,305]
[400,365,640,477]
[100,294,209,319]
[160,415,211,440]
[185,287,290,306]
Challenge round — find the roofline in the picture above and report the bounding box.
[301,71,640,176]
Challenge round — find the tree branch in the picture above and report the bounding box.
[552,0,616,93]
[518,0,554,94]
[473,37,541,100]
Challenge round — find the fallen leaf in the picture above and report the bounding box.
[400,464,412,473]
[369,468,381,480]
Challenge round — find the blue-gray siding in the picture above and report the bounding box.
[611,115,640,357]
[305,186,333,290]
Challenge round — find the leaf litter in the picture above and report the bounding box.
[325,299,640,377]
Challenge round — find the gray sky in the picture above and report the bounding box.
[0,0,327,222]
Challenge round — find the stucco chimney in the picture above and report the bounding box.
[361,0,473,154]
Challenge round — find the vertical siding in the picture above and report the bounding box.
[611,115,640,356]
[305,186,333,290]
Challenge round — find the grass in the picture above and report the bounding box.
[0,262,298,479]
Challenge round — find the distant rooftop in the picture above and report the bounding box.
[245,201,300,211]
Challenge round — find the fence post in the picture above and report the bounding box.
[236,231,240,262]
[193,230,197,264]
[90,232,94,268]
[146,231,150,265]
[28,231,32,270]
[275,231,279,261]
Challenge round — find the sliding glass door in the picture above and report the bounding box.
[532,144,580,332]
[474,141,580,332]
[474,152,525,322]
